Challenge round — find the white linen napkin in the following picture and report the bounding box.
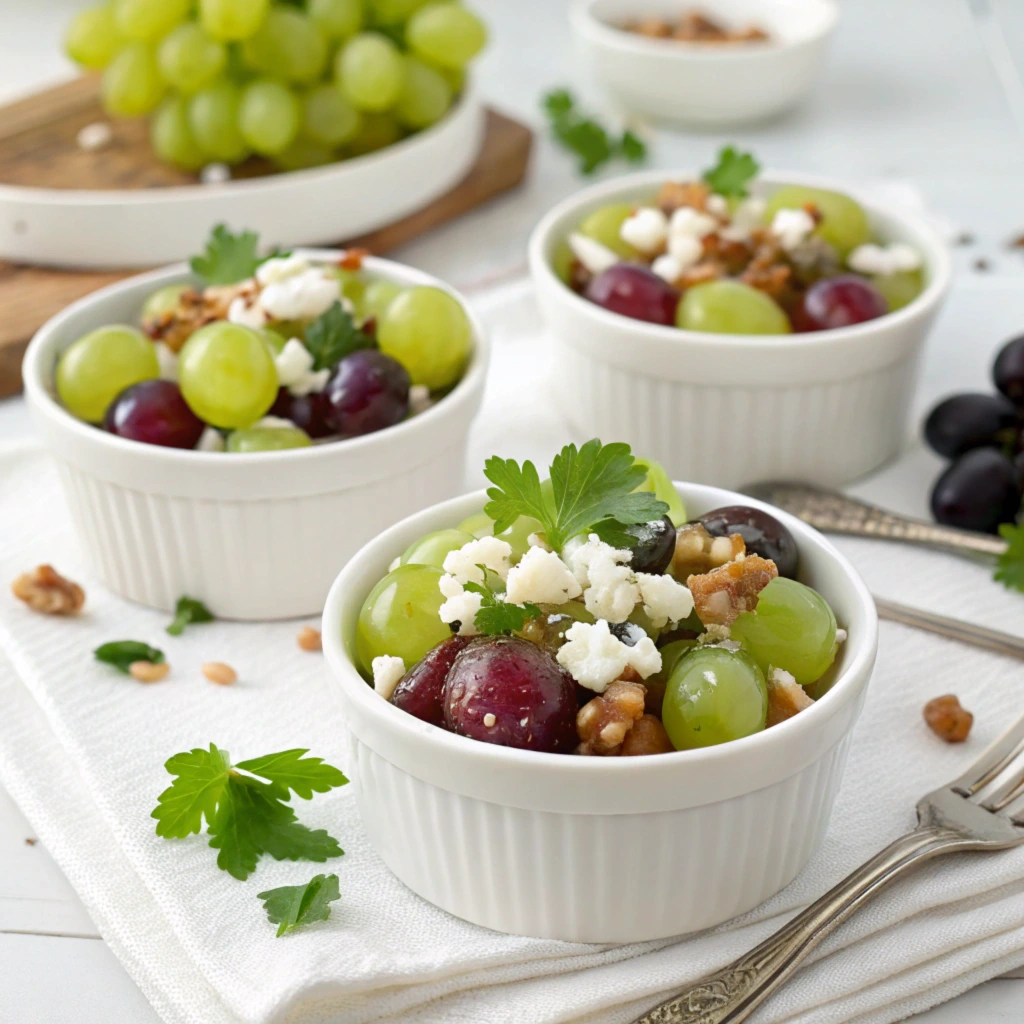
[1,286,1024,1024]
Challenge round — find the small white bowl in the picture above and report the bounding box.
[323,484,877,943]
[572,0,839,126]
[528,171,952,490]
[22,251,489,620]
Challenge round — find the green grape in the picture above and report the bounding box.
[200,0,270,41]
[579,203,637,260]
[258,326,288,354]
[730,577,837,686]
[325,267,366,308]
[302,85,361,146]
[113,0,189,42]
[346,112,401,155]
[309,0,362,40]
[356,279,403,320]
[633,457,686,527]
[355,564,451,674]
[663,646,767,750]
[394,57,452,130]
[406,3,486,69]
[140,283,187,322]
[65,4,125,69]
[336,32,404,112]
[177,322,278,429]
[872,269,923,312]
[239,79,301,156]
[56,325,159,423]
[187,80,249,162]
[764,186,869,258]
[226,425,312,452]
[369,0,432,24]
[551,240,574,284]
[400,528,475,568]
[456,511,493,539]
[241,8,327,84]
[378,286,471,389]
[157,22,226,93]
[151,96,206,170]
[102,42,165,117]
[677,280,791,335]
[274,137,334,171]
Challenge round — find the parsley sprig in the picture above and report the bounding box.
[483,440,668,552]
[702,145,760,198]
[94,641,165,674]
[542,89,646,175]
[152,745,348,881]
[463,582,541,636]
[304,301,373,371]
[995,520,1024,593]
[190,225,262,286]
[167,596,214,636]
[258,873,341,937]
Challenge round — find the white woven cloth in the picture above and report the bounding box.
[1,288,1024,1024]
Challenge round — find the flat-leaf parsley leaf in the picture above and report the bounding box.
[167,596,215,636]
[702,145,760,198]
[304,301,373,371]
[258,873,341,937]
[463,582,541,636]
[190,225,262,286]
[542,88,647,175]
[94,640,165,674]
[995,520,1024,593]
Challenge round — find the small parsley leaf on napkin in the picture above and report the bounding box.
[190,225,262,286]
[995,521,1024,593]
[94,641,165,674]
[484,440,668,552]
[152,745,348,880]
[463,582,541,636]
[541,89,647,175]
[304,301,373,371]
[702,145,760,198]
[166,596,215,636]
[258,873,341,937]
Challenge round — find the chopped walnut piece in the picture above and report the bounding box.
[297,626,322,651]
[620,714,675,755]
[677,262,726,288]
[338,247,369,271]
[11,565,85,615]
[766,668,814,727]
[671,523,745,582]
[656,180,710,214]
[576,680,646,755]
[631,16,672,38]
[923,695,973,743]
[688,554,778,626]
[144,281,254,352]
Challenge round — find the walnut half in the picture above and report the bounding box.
[688,554,778,626]
[577,680,646,755]
[11,565,85,615]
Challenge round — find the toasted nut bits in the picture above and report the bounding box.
[130,661,170,683]
[11,565,85,616]
[766,668,814,728]
[144,282,253,352]
[297,626,322,652]
[576,680,647,755]
[923,695,973,743]
[620,714,674,756]
[671,523,745,582]
[688,554,779,626]
[202,662,237,686]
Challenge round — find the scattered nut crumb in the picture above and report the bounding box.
[619,714,674,755]
[202,662,237,686]
[297,626,322,651]
[923,694,973,743]
[973,257,991,272]
[11,565,85,615]
[766,667,814,727]
[76,121,112,151]
[338,247,369,271]
[24,837,37,846]
[1008,233,1024,249]
[953,232,975,247]
[130,661,170,683]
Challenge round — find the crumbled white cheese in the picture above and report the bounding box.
[667,232,704,267]
[566,533,630,588]
[274,337,330,397]
[195,426,225,452]
[227,295,268,330]
[567,232,619,276]
[565,534,639,624]
[706,194,730,218]
[635,572,694,628]
[619,206,668,254]
[669,206,718,240]
[200,162,231,185]
[734,196,766,228]
[372,655,406,700]
[835,628,847,644]
[556,619,662,693]
[504,547,583,605]
[527,532,550,551]
[256,255,310,286]
[437,574,483,635]
[77,121,112,151]
[770,208,816,251]
[847,242,922,276]
[408,384,432,416]
[251,415,295,430]
[651,253,684,283]
[483,713,496,727]
[154,342,178,382]
[442,536,513,585]
[769,666,797,688]
[259,268,341,322]
[699,623,732,644]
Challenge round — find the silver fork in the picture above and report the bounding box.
[630,714,1024,1024]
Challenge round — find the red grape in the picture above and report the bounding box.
[585,265,680,326]
[794,274,888,332]
[391,634,469,727]
[323,349,410,437]
[930,448,1021,533]
[104,379,205,449]
[698,506,799,579]
[994,335,1024,405]
[269,386,333,438]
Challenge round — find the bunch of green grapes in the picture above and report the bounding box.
[65,0,487,173]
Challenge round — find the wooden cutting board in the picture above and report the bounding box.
[0,76,533,398]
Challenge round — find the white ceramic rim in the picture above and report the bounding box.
[322,483,878,813]
[528,169,952,354]
[0,83,479,208]
[571,0,840,59]
[22,249,489,469]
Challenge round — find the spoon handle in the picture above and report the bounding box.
[874,597,1024,661]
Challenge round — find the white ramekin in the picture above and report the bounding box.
[22,251,489,620]
[528,171,952,491]
[322,484,878,943]
[571,0,839,126]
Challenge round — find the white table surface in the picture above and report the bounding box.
[3,0,1024,1021]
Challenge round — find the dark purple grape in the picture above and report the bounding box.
[793,274,887,331]
[391,635,470,728]
[623,516,676,575]
[585,265,680,326]
[103,379,205,449]
[923,393,1018,459]
[993,335,1024,405]
[697,505,799,579]
[323,349,410,437]
[930,448,1021,533]
[443,636,578,753]
[270,387,333,438]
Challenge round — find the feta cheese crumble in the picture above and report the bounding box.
[195,426,225,452]
[568,232,619,276]
[227,295,268,330]
[619,206,668,254]
[274,337,330,397]
[251,415,295,430]
[154,342,178,382]
[437,574,483,635]
[706,193,730,218]
[76,121,112,151]
[442,537,513,585]
[372,655,406,700]
[847,242,922,276]
[200,163,231,185]
[255,255,310,286]
[556,619,661,693]
[565,534,637,623]
[669,206,718,241]
[408,384,432,416]
[635,572,694,628]
[505,547,583,605]
[770,208,816,251]
[835,628,847,644]
[259,267,341,322]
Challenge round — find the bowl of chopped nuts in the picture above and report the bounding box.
[571,0,839,126]
[322,442,878,942]
[529,163,951,489]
